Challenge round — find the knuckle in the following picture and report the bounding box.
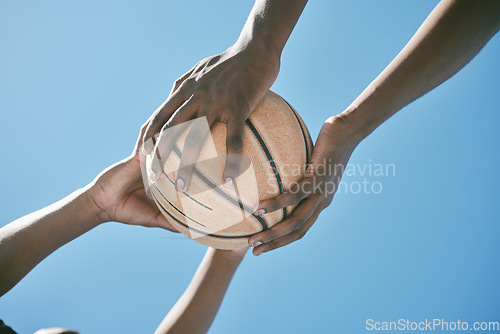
[321,197,333,210]
[173,78,183,89]
[227,135,243,149]
[178,164,193,176]
[266,230,278,242]
[181,78,196,90]
[194,82,210,95]
[294,218,306,229]
[185,131,202,147]
[300,177,314,194]
[233,94,247,107]
[224,161,239,172]
[292,191,304,204]
[296,230,307,241]
[271,200,283,212]
[232,95,250,112]
[285,191,302,207]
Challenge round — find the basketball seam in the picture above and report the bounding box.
[281,97,312,165]
[245,118,287,219]
[171,145,269,232]
[152,189,259,239]
[153,183,206,227]
[163,173,213,211]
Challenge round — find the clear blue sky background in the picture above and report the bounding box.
[1,1,499,333]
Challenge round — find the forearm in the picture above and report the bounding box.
[338,0,500,141]
[234,0,308,56]
[0,186,103,296]
[155,248,244,334]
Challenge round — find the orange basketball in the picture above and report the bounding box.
[146,91,312,249]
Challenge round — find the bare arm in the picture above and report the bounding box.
[0,122,175,297]
[155,248,246,334]
[234,0,309,54]
[250,0,500,255]
[342,0,500,140]
[0,188,102,296]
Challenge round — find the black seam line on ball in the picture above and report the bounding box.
[153,183,206,227]
[162,172,213,211]
[172,145,268,231]
[152,189,260,239]
[282,98,310,166]
[245,119,287,218]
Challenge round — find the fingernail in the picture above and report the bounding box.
[141,146,148,156]
[254,209,265,216]
[176,178,185,192]
[223,177,234,188]
[150,169,158,182]
[251,241,262,247]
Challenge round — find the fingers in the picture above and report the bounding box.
[149,97,200,182]
[170,64,198,95]
[134,119,152,156]
[223,118,245,187]
[252,205,323,256]
[175,114,216,191]
[253,176,314,215]
[142,81,194,154]
[248,195,321,247]
[149,122,190,182]
[144,59,203,153]
[165,95,201,127]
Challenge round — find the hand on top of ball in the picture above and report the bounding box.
[143,44,280,192]
[248,116,362,256]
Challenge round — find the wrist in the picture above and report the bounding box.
[82,185,108,226]
[209,248,246,265]
[233,33,282,57]
[325,113,366,148]
[228,39,281,65]
[332,103,385,145]
[233,0,306,57]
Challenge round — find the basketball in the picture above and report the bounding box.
[146,91,313,249]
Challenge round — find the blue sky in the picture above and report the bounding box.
[1,0,499,333]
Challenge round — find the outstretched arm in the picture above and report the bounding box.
[155,248,246,334]
[0,121,176,297]
[340,0,500,139]
[146,0,308,192]
[0,187,103,297]
[250,0,500,255]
